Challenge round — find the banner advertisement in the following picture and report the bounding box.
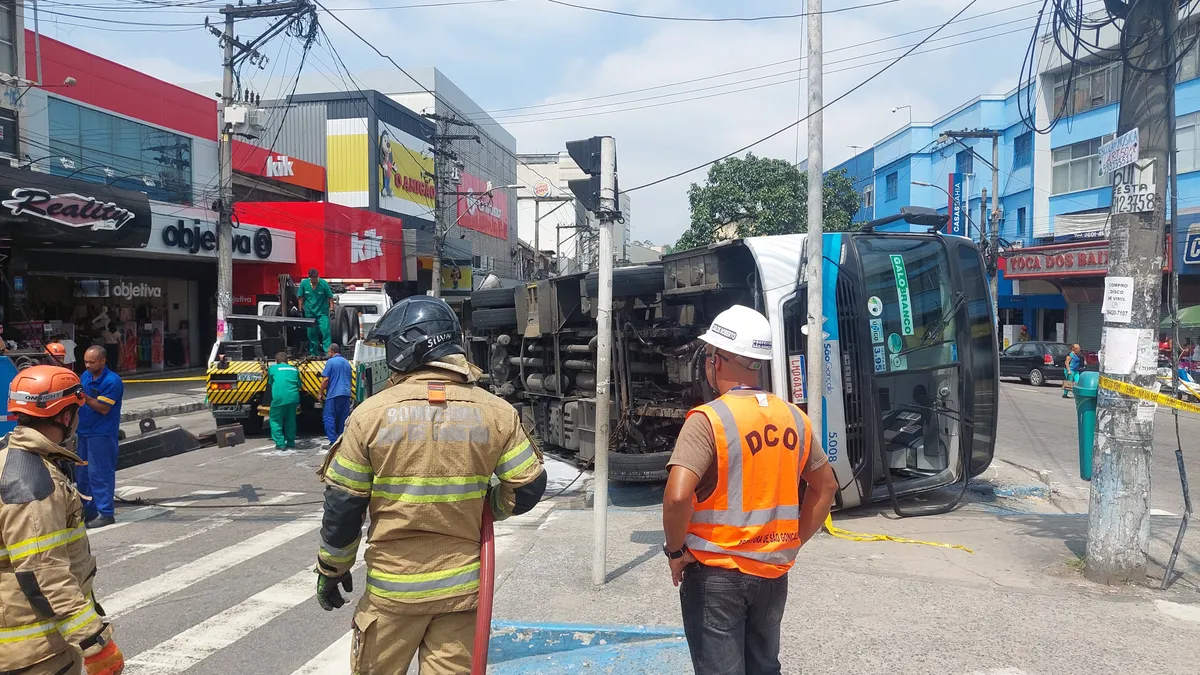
[440,260,473,295]
[947,173,967,237]
[455,171,510,239]
[377,121,435,218]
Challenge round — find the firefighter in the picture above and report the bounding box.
[315,296,547,674]
[662,305,838,675]
[0,365,125,675]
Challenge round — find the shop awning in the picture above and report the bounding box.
[0,164,152,248]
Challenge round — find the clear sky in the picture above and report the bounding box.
[32,0,1045,245]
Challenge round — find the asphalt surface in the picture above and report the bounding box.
[78,383,1200,674]
[995,379,1197,514]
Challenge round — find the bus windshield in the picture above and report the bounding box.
[854,236,959,372]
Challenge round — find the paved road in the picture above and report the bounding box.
[79,383,1196,674]
[995,379,1197,514]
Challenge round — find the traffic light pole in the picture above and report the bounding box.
[592,136,617,586]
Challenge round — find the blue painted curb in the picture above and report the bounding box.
[489,620,686,665]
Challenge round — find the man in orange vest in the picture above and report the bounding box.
[662,304,839,675]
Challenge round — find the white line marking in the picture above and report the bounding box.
[196,443,277,467]
[101,493,302,568]
[103,512,321,618]
[1151,508,1178,516]
[289,630,352,675]
[965,669,1029,675]
[1156,599,1200,623]
[125,554,366,675]
[115,486,158,498]
[190,489,232,495]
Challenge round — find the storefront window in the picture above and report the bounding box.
[0,1,14,78]
[45,97,194,205]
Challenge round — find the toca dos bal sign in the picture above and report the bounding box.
[1003,243,1111,279]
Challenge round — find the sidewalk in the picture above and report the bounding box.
[487,463,1200,674]
[120,368,208,422]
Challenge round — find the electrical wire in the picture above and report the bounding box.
[624,0,982,194]
[542,0,903,22]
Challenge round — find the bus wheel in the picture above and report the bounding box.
[1028,368,1045,387]
[608,451,671,483]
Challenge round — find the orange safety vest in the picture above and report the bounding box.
[685,390,813,579]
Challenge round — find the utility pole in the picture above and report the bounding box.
[592,136,617,587]
[805,0,824,446]
[980,187,989,267]
[517,195,573,279]
[207,0,313,338]
[1086,0,1173,585]
[428,114,479,298]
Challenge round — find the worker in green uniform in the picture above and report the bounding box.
[299,268,334,356]
[267,351,301,449]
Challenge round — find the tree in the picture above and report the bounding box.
[675,153,863,250]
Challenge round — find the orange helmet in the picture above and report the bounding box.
[9,365,85,418]
[45,343,67,359]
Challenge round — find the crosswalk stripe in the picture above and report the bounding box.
[115,486,158,498]
[124,556,365,675]
[102,512,322,618]
[101,493,304,568]
[289,631,352,675]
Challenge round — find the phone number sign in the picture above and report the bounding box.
[1112,159,1157,215]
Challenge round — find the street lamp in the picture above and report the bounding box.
[892,105,912,126]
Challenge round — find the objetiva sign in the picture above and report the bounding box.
[889,254,915,336]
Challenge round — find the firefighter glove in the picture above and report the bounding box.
[82,625,125,675]
[316,570,354,611]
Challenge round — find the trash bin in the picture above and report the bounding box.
[1074,371,1100,481]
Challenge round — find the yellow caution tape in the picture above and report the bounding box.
[823,514,974,553]
[124,376,208,383]
[1098,376,1200,415]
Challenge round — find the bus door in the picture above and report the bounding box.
[852,235,971,516]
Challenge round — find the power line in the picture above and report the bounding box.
[488,23,1037,124]
[481,1,1051,116]
[625,0,981,193]
[542,0,903,22]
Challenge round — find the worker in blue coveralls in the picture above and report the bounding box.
[321,343,353,444]
[76,345,124,529]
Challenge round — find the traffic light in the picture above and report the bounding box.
[566,136,615,214]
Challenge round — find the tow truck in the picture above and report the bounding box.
[206,275,391,433]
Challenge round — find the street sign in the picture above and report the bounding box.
[1111,159,1157,215]
[1185,232,1200,265]
[1098,128,1140,175]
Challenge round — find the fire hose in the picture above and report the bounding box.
[472,509,495,675]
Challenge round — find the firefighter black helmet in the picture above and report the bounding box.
[367,296,465,374]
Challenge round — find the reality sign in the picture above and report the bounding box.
[1098,129,1139,176]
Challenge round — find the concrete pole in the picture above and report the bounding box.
[216,12,235,339]
[1085,0,1172,585]
[533,198,541,279]
[592,136,616,587]
[980,187,989,268]
[805,0,824,444]
[32,0,42,85]
[990,135,1001,331]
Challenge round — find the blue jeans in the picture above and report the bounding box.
[323,395,352,443]
[679,563,789,675]
[76,434,119,519]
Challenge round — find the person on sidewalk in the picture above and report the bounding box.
[315,296,547,674]
[662,305,839,675]
[321,343,353,445]
[267,352,300,450]
[76,346,123,530]
[1063,343,1083,399]
[0,365,125,675]
[298,268,334,357]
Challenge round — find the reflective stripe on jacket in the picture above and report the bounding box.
[0,427,104,669]
[318,357,544,615]
[685,391,812,579]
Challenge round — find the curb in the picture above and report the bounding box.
[120,401,209,423]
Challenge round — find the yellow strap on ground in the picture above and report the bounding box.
[1098,375,1200,414]
[823,514,974,553]
[125,376,208,383]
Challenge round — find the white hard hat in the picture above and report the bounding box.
[699,305,773,360]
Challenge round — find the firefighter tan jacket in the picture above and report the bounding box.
[0,426,104,669]
[319,354,543,615]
